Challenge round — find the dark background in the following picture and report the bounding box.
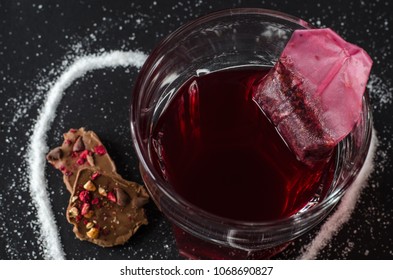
[0,0,392,259]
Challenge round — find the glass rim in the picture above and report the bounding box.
[130,8,373,233]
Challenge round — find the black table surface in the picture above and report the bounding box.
[1,0,392,260]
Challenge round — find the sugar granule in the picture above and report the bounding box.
[27,50,147,260]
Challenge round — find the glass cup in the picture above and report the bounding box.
[130,8,372,259]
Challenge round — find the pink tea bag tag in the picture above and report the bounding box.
[252,28,373,165]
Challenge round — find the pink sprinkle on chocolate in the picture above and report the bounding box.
[59,165,66,171]
[75,215,83,223]
[64,139,72,146]
[94,145,107,156]
[65,170,73,177]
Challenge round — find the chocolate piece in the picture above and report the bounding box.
[67,168,149,247]
[47,128,149,247]
[46,127,117,192]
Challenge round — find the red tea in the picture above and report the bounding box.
[151,67,335,222]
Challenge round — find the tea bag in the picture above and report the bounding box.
[252,28,372,165]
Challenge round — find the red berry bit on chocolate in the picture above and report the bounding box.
[107,191,116,203]
[94,145,107,155]
[79,150,90,160]
[81,203,91,216]
[77,158,86,165]
[75,215,83,223]
[91,197,99,205]
[79,190,91,203]
[91,171,100,180]
[76,150,89,165]
[64,139,73,146]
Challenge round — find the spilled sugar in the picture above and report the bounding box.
[27,51,147,260]
[367,74,393,107]
[24,50,384,260]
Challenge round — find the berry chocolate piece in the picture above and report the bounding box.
[252,28,372,165]
[46,128,117,192]
[67,168,149,247]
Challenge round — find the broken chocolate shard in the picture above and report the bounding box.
[46,147,63,161]
[73,136,85,152]
[252,28,372,165]
[115,187,131,207]
[132,196,149,209]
